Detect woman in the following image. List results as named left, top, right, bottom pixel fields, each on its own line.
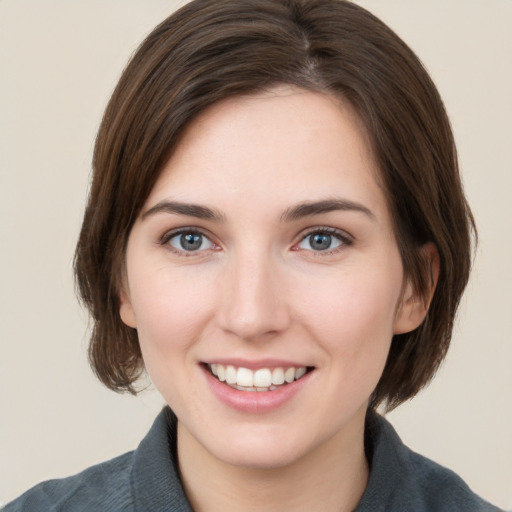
left=4, top=0, right=502, bottom=510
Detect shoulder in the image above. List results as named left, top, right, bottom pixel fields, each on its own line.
left=356, top=412, right=502, bottom=512
left=404, top=448, right=501, bottom=511
left=3, top=451, right=135, bottom=512
left=3, top=408, right=192, bottom=512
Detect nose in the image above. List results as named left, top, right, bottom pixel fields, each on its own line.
left=217, top=251, right=291, bottom=341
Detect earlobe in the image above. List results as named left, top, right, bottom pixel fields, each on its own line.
left=394, top=243, right=439, bottom=335
left=119, top=288, right=137, bottom=328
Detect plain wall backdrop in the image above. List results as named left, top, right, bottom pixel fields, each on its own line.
left=1, top=0, right=511, bottom=508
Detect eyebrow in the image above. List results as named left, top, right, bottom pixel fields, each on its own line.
left=280, top=198, right=375, bottom=222
left=141, top=198, right=375, bottom=224
left=141, top=200, right=226, bottom=222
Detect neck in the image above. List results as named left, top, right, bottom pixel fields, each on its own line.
left=177, top=410, right=369, bottom=512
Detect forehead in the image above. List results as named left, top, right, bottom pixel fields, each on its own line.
left=145, top=86, right=387, bottom=220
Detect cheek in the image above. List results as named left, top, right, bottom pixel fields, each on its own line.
left=296, top=260, right=402, bottom=367
left=303, top=271, right=400, bottom=408
left=129, top=267, right=216, bottom=358
left=128, top=268, right=218, bottom=407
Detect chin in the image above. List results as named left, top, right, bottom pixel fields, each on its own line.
left=197, top=421, right=322, bottom=470
left=215, top=440, right=309, bottom=470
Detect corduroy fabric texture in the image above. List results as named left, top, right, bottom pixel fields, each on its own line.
left=4, top=408, right=501, bottom=511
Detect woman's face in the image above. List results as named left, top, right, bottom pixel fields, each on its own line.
left=120, top=87, right=425, bottom=469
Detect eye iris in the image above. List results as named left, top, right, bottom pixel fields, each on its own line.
left=181, top=233, right=202, bottom=251
left=310, top=233, right=331, bottom=250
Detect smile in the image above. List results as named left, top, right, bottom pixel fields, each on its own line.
left=207, top=363, right=310, bottom=392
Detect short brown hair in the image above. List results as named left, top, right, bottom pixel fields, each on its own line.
left=74, top=0, right=475, bottom=411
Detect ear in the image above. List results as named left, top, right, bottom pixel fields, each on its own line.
left=119, top=286, right=137, bottom=328
left=394, top=243, right=439, bottom=335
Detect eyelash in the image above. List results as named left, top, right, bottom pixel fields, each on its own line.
left=160, top=226, right=353, bottom=256
left=160, top=228, right=219, bottom=256
left=294, top=227, right=353, bottom=255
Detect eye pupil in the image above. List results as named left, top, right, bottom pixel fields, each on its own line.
left=181, top=233, right=202, bottom=251
left=310, top=233, right=331, bottom=250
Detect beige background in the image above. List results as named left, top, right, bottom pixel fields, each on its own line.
left=1, top=0, right=511, bottom=509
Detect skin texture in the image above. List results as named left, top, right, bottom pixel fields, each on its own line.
left=119, top=87, right=432, bottom=511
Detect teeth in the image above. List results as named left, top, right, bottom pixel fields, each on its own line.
left=271, top=367, right=285, bottom=385
left=208, top=364, right=309, bottom=390
left=254, top=369, right=272, bottom=388
left=226, top=365, right=237, bottom=385
left=295, top=367, right=306, bottom=380
left=217, top=365, right=226, bottom=382
left=284, top=367, right=295, bottom=383
left=237, top=367, right=253, bottom=387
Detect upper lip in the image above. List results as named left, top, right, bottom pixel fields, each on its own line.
left=201, top=358, right=312, bottom=370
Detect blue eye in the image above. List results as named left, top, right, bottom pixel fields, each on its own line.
left=168, top=232, right=214, bottom=252
left=297, top=231, right=345, bottom=252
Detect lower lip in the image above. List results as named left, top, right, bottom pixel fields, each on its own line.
left=202, top=366, right=312, bottom=413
